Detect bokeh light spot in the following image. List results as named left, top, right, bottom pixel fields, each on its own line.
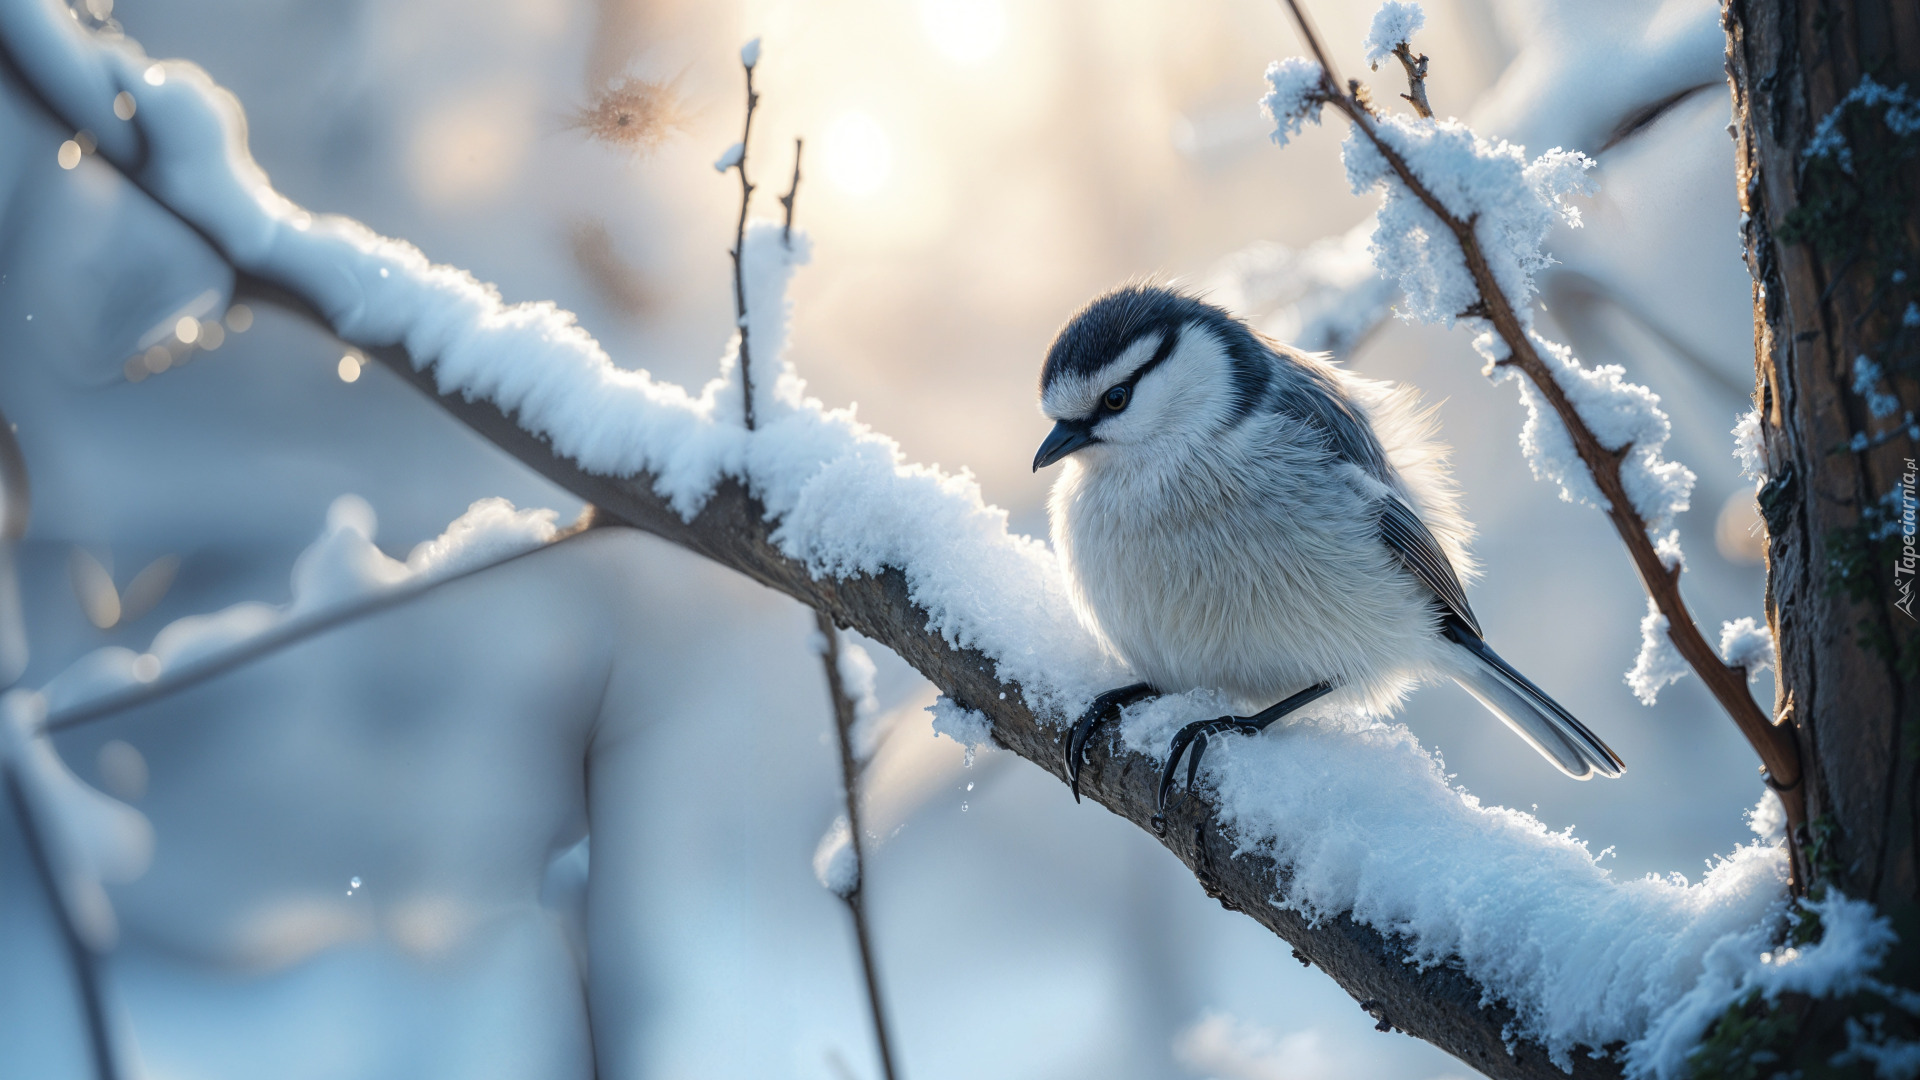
left=919, top=0, right=1006, bottom=65
left=57, top=140, right=80, bottom=169
left=113, top=91, right=136, bottom=120
left=224, top=304, right=253, bottom=333
left=338, top=354, right=362, bottom=383
left=143, top=64, right=165, bottom=86
left=821, top=112, right=892, bottom=198
left=174, top=316, right=199, bottom=345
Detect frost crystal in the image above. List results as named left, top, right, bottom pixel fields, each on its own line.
left=1260, top=57, right=1326, bottom=149
left=1363, top=2, right=1425, bottom=69
left=1627, top=597, right=1689, bottom=705
left=1732, top=408, right=1767, bottom=486
left=1719, top=617, right=1775, bottom=680
left=1804, top=75, right=1920, bottom=174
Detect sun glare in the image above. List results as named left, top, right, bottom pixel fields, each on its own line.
left=918, top=0, right=1006, bottom=65
left=821, top=112, right=892, bottom=198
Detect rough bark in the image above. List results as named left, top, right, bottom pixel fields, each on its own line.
left=1726, top=0, right=1920, bottom=906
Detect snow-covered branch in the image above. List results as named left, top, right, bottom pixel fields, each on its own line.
left=1269, top=0, right=1805, bottom=879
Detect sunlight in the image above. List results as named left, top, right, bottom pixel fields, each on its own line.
left=821, top=111, right=892, bottom=197
left=918, top=0, right=1006, bottom=65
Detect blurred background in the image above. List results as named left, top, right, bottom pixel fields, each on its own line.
left=0, top=0, right=1770, bottom=1076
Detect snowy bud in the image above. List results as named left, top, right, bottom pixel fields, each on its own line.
left=1363, top=2, right=1426, bottom=69
left=740, top=37, right=762, bottom=69
left=1261, top=57, right=1327, bottom=149
left=714, top=142, right=744, bottom=173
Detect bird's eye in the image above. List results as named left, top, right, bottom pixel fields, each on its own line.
left=1103, top=385, right=1131, bottom=411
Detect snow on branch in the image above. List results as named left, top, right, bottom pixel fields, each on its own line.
left=1270, top=0, right=1805, bottom=884
left=0, top=4, right=1858, bottom=1078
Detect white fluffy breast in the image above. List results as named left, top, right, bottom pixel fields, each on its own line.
left=1047, top=374, right=1469, bottom=716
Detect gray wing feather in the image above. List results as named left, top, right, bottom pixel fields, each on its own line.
left=1377, top=494, right=1482, bottom=638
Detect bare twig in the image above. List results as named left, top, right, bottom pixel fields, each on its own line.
left=1391, top=43, right=1432, bottom=119
left=816, top=610, right=904, bottom=1080
left=1275, top=2, right=1806, bottom=886
left=780, top=138, right=803, bottom=247
left=4, top=763, right=118, bottom=1080
left=724, top=55, right=761, bottom=431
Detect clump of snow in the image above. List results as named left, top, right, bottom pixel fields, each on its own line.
left=713, top=142, right=744, bottom=173
left=739, top=37, right=762, bottom=70
left=1732, top=408, right=1767, bottom=487
left=928, top=696, right=994, bottom=767
left=1261, top=58, right=1327, bottom=149
left=1363, top=2, right=1425, bottom=69
left=1343, top=114, right=1592, bottom=323
left=812, top=814, right=857, bottom=897
left=1747, top=791, right=1785, bottom=844
left=1632, top=893, right=1898, bottom=1077
left=1854, top=355, right=1903, bottom=420
left=819, top=631, right=890, bottom=764
left=1804, top=75, right=1920, bottom=174
left=1, top=691, right=154, bottom=950
left=1627, top=598, right=1689, bottom=705
left=1718, top=618, right=1775, bottom=679
left=1501, top=335, right=1696, bottom=536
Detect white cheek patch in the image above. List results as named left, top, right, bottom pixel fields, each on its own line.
left=1041, top=334, right=1165, bottom=420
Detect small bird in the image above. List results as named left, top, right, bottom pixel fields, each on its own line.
left=1032, top=285, right=1622, bottom=809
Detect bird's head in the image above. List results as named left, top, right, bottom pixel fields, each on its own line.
left=1033, top=284, right=1273, bottom=472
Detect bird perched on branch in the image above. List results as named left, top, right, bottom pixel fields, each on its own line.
left=1032, top=285, right=1622, bottom=810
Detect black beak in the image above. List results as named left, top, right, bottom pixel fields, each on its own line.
left=1033, top=420, right=1096, bottom=471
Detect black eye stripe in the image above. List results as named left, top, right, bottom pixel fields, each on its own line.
left=1123, top=323, right=1183, bottom=389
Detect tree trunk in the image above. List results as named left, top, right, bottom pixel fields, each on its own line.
left=1727, top=0, right=1920, bottom=907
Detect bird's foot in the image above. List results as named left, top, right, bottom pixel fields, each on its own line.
left=1063, top=682, right=1157, bottom=802
left=1155, top=681, right=1336, bottom=814
left=1157, top=716, right=1262, bottom=813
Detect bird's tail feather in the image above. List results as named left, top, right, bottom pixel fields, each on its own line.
left=1445, top=632, right=1624, bottom=780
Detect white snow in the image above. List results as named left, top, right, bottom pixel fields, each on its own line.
left=812, top=814, right=858, bottom=897
left=1854, top=355, right=1903, bottom=420
left=1718, top=618, right=1774, bottom=679
left=1204, top=229, right=1396, bottom=355
left=1, top=690, right=153, bottom=950
left=739, top=37, right=762, bottom=70
left=1363, top=2, right=1426, bottom=70
left=37, top=496, right=557, bottom=716
left=1804, top=75, right=1920, bottom=174
left=4, top=4, right=1882, bottom=1073
left=1260, top=58, right=1327, bottom=149
left=928, top=696, right=994, bottom=767
left=1626, top=598, right=1688, bottom=706
left=1733, top=408, right=1767, bottom=486
left=713, top=142, right=744, bottom=173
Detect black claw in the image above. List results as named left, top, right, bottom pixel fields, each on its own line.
left=1062, top=683, right=1156, bottom=803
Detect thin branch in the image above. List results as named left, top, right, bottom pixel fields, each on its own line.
left=726, top=58, right=761, bottom=432
left=37, top=498, right=599, bottom=735
left=4, top=763, right=118, bottom=1080
left=1391, top=43, right=1432, bottom=119
left=780, top=138, right=803, bottom=247
left=816, top=610, right=904, bottom=1080
left=1275, top=2, right=1806, bottom=884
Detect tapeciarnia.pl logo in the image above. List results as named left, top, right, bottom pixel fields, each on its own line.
left=1899, top=458, right=1918, bottom=621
